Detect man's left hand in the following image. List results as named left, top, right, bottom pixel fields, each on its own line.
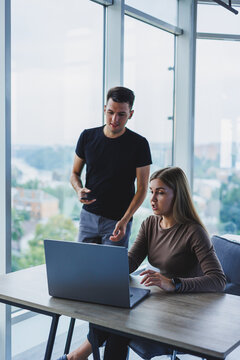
left=110, top=220, right=127, bottom=242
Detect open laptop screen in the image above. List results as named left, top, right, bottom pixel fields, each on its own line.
left=44, top=239, right=147, bottom=308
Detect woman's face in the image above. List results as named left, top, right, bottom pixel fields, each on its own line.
left=150, top=178, right=175, bottom=217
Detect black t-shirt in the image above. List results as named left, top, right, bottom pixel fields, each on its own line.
left=76, top=126, right=152, bottom=220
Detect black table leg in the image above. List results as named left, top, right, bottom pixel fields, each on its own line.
left=44, top=313, right=60, bottom=360
left=64, top=318, right=76, bottom=354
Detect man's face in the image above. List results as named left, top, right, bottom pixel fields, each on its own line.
left=104, top=98, right=134, bottom=138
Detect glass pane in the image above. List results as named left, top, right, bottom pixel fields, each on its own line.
left=124, top=16, right=175, bottom=246
left=194, top=39, right=240, bottom=235
left=197, top=3, right=240, bottom=34
left=126, top=0, right=178, bottom=26
left=11, top=0, right=103, bottom=271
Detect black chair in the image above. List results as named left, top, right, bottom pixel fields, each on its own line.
left=212, top=235, right=240, bottom=360
left=128, top=340, right=179, bottom=359
left=211, top=235, right=240, bottom=296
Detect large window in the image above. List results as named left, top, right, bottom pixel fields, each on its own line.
left=194, top=38, right=240, bottom=235
left=124, top=15, right=175, bottom=244
left=11, top=0, right=103, bottom=271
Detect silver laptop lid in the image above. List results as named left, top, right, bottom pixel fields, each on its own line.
left=44, top=239, right=131, bottom=307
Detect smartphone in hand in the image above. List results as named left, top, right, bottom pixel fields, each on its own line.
left=80, top=193, right=96, bottom=201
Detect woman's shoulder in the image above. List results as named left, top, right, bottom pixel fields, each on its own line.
left=184, top=222, right=205, bottom=232
left=142, top=215, right=159, bottom=226
left=138, top=216, right=160, bottom=240
left=183, top=222, right=210, bottom=245
left=179, top=221, right=208, bottom=238
left=140, top=215, right=160, bottom=232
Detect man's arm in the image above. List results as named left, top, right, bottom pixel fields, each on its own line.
left=70, top=154, right=96, bottom=204
left=110, top=165, right=150, bottom=242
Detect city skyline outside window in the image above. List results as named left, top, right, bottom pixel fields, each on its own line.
left=11, top=0, right=103, bottom=273
left=124, top=15, right=175, bottom=246
left=10, top=1, right=240, bottom=269
left=194, top=5, right=240, bottom=236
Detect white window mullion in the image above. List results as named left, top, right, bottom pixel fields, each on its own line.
left=124, top=5, right=183, bottom=35
left=174, top=0, right=197, bottom=188
left=104, top=0, right=124, bottom=94
left=0, top=0, right=11, bottom=359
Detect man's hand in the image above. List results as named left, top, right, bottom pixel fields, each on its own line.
left=109, top=219, right=127, bottom=242
left=140, top=270, right=175, bottom=292
left=77, top=187, right=96, bottom=205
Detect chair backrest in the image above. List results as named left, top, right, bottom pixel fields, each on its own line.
left=211, top=235, right=240, bottom=295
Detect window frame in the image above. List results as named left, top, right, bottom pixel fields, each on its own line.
left=0, top=0, right=12, bottom=357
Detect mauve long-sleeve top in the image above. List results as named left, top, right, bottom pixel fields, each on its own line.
left=128, top=216, right=226, bottom=292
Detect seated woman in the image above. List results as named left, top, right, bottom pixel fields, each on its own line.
left=57, top=166, right=226, bottom=360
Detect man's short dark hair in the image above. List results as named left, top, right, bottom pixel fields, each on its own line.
left=107, top=86, right=135, bottom=109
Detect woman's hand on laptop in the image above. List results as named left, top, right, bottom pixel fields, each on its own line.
left=140, top=270, right=175, bottom=292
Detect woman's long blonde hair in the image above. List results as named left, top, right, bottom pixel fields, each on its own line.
left=150, top=167, right=205, bottom=229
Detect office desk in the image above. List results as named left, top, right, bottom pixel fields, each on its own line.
left=0, top=265, right=240, bottom=360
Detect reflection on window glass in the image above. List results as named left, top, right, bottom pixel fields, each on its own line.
left=194, top=40, right=240, bottom=236
left=124, top=16, right=175, bottom=246
left=126, top=0, right=178, bottom=25
left=197, top=4, right=240, bottom=34
left=11, top=0, right=103, bottom=271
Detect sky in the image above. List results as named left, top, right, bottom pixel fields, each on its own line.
left=11, top=1, right=240, bottom=146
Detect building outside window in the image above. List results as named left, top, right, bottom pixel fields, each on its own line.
left=124, top=15, right=175, bottom=246
left=11, top=0, right=103, bottom=272
left=194, top=3, right=240, bottom=235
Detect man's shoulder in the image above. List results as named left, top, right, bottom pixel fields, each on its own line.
left=76, top=126, right=104, bottom=151
left=125, top=128, right=152, bottom=165
left=126, top=128, right=149, bottom=143
left=81, top=126, right=104, bottom=136
left=78, top=126, right=104, bottom=142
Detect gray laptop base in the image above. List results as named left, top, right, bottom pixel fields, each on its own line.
left=44, top=239, right=150, bottom=308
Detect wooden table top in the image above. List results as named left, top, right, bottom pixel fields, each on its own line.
left=0, top=264, right=240, bottom=359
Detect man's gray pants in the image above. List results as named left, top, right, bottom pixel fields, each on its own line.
left=78, top=208, right=132, bottom=248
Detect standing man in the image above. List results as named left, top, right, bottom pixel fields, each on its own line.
left=70, top=86, right=152, bottom=247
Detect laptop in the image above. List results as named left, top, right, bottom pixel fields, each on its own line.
left=44, top=239, right=150, bottom=308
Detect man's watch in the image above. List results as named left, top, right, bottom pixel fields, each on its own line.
left=172, top=277, right=182, bottom=292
